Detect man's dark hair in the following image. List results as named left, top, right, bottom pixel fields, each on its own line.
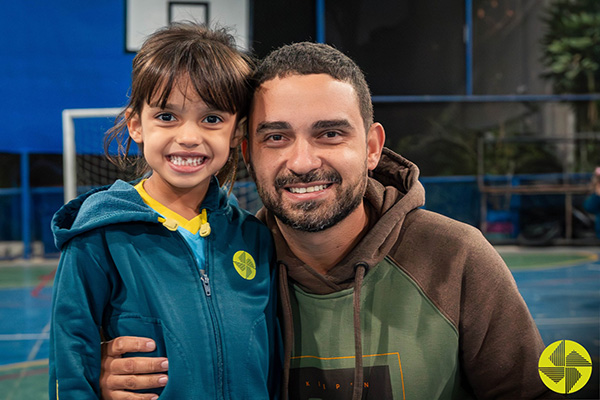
left=253, top=42, right=373, bottom=130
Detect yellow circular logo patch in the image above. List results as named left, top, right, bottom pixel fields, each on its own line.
left=538, top=340, right=592, bottom=394
left=233, top=251, right=256, bottom=280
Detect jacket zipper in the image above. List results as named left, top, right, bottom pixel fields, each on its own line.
left=198, top=210, right=226, bottom=400
left=200, top=270, right=211, bottom=296
left=171, top=212, right=225, bottom=400
left=200, top=266, right=225, bottom=399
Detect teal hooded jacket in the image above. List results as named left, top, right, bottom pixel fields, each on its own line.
left=49, top=179, right=280, bottom=399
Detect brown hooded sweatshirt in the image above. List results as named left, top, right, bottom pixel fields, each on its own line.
left=258, top=148, right=558, bottom=400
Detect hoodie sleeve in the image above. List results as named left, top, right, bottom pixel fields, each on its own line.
left=457, top=229, right=561, bottom=399
left=396, top=210, right=560, bottom=399
left=49, top=232, right=111, bottom=399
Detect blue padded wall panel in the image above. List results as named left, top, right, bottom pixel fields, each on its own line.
left=0, top=1, right=134, bottom=153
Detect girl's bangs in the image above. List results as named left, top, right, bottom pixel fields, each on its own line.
left=136, top=45, right=250, bottom=115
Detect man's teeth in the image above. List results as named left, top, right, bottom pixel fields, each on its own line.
left=288, top=185, right=327, bottom=194
left=170, top=156, right=205, bottom=166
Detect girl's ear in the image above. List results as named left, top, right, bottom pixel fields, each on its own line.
left=126, top=109, right=143, bottom=144
left=230, top=116, right=246, bottom=148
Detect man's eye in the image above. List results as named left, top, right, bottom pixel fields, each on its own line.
left=203, top=115, right=223, bottom=124
left=323, top=131, right=340, bottom=138
left=267, top=134, right=283, bottom=141
left=157, top=113, right=175, bottom=122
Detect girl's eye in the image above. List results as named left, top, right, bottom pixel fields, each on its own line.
left=203, top=115, right=223, bottom=124
left=157, top=113, right=175, bottom=122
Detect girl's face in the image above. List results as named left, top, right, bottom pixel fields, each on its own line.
left=128, top=76, right=241, bottom=203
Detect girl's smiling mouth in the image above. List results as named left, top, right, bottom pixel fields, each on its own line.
left=167, top=154, right=207, bottom=167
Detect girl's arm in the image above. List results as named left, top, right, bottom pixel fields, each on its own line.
left=49, top=234, right=111, bottom=399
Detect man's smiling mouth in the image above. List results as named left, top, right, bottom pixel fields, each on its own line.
left=287, top=184, right=329, bottom=194
left=276, top=170, right=342, bottom=194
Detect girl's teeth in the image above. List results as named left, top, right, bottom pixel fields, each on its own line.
left=170, top=156, right=204, bottom=166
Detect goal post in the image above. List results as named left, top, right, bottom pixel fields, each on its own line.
left=62, top=108, right=123, bottom=203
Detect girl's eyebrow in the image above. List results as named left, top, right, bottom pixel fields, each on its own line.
left=147, top=102, right=227, bottom=114
left=147, top=102, right=179, bottom=110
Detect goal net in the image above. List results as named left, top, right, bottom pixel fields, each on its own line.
left=62, top=108, right=262, bottom=213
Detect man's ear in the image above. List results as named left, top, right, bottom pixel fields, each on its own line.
left=126, top=109, right=143, bottom=144
left=366, top=122, right=385, bottom=171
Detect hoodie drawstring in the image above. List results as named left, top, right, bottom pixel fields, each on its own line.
left=279, top=260, right=368, bottom=400
left=278, top=262, right=293, bottom=400
left=352, top=262, right=368, bottom=400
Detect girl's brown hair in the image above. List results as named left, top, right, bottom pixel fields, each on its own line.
left=105, top=22, right=255, bottom=189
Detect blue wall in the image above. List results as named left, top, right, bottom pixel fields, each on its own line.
left=1, top=1, right=134, bottom=153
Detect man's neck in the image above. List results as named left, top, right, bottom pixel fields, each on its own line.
left=276, top=202, right=370, bottom=275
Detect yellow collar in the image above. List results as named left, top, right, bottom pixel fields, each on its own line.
left=134, top=180, right=208, bottom=235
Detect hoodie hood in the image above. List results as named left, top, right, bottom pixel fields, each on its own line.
left=258, top=147, right=425, bottom=295
left=52, top=178, right=227, bottom=250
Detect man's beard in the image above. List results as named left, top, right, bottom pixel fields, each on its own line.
left=250, top=165, right=367, bottom=233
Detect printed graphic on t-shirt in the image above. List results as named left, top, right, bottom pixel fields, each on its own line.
left=289, top=365, right=393, bottom=399
left=289, top=352, right=406, bottom=399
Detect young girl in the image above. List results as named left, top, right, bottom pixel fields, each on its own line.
left=49, top=23, right=279, bottom=399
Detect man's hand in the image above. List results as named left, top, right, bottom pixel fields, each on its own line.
left=100, top=336, right=169, bottom=400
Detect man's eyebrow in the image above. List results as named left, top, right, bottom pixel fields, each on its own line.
left=312, top=119, right=352, bottom=130
left=255, top=121, right=291, bottom=133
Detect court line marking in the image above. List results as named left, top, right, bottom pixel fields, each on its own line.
left=4, top=321, right=51, bottom=400
left=534, top=317, right=599, bottom=326
left=500, top=250, right=599, bottom=271
left=27, top=320, right=50, bottom=361
left=0, top=360, right=47, bottom=372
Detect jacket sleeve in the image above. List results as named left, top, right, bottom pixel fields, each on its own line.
left=458, top=229, right=562, bottom=399
left=49, top=233, right=111, bottom=399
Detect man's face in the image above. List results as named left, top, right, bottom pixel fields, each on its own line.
left=246, top=73, right=383, bottom=232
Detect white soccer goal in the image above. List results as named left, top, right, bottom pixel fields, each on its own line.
left=61, top=107, right=262, bottom=212
left=62, top=108, right=124, bottom=203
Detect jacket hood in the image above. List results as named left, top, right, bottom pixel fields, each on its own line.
left=52, top=180, right=157, bottom=250
left=259, top=147, right=425, bottom=295
left=52, top=178, right=228, bottom=250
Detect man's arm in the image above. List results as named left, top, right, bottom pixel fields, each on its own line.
left=100, top=337, right=169, bottom=400
left=458, top=232, right=558, bottom=399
